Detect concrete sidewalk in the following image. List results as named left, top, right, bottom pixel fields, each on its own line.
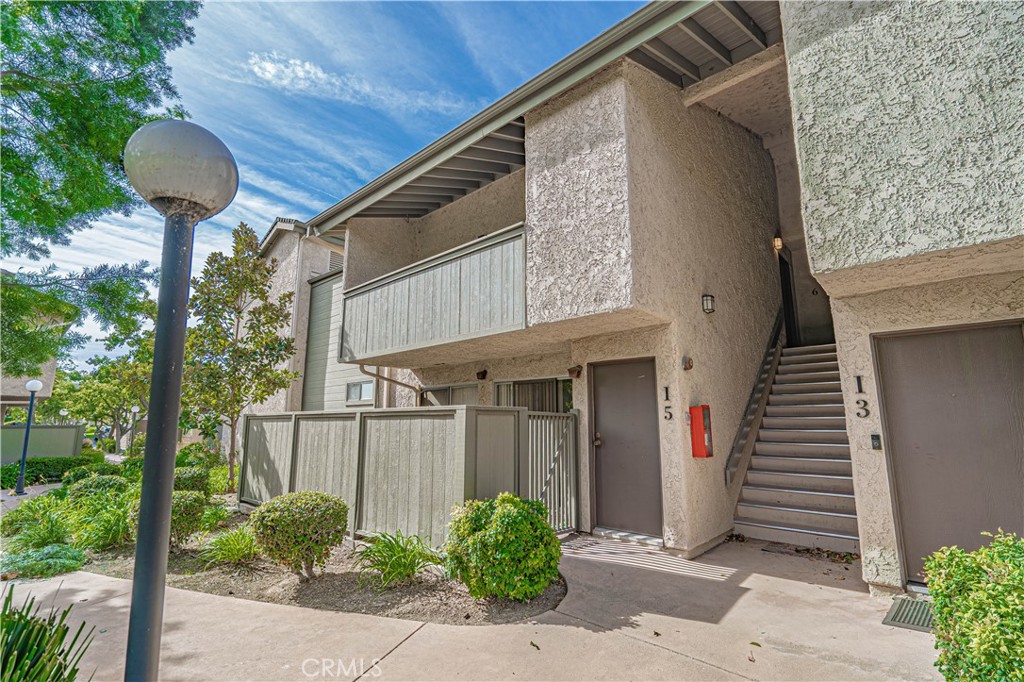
left=10, top=538, right=939, bottom=681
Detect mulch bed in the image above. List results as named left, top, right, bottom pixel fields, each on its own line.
left=83, top=509, right=565, bottom=626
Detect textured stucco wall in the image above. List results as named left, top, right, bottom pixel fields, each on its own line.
left=782, top=0, right=1024, bottom=280
left=831, top=270, right=1024, bottom=592
left=624, top=61, right=782, bottom=551
left=342, top=217, right=415, bottom=288
left=525, top=64, right=633, bottom=326
left=415, top=170, right=525, bottom=260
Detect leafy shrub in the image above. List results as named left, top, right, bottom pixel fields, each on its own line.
left=169, top=490, right=206, bottom=547
left=98, top=437, right=116, bottom=453
left=250, top=491, right=349, bottom=579
left=444, top=493, right=561, bottom=601
left=925, top=531, right=1024, bottom=679
left=0, top=588, right=93, bottom=680
left=200, top=524, right=260, bottom=567
left=0, top=455, right=97, bottom=488
left=62, top=462, right=121, bottom=486
left=173, top=466, right=210, bottom=497
left=126, top=433, right=146, bottom=456
left=119, top=456, right=144, bottom=481
left=0, top=544, right=87, bottom=579
left=356, top=531, right=440, bottom=589
left=200, top=504, right=231, bottom=532
left=207, top=465, right=230, bottom=495
left=70, top=492, right=136, bottom=551
left=1, top=493, right=64, bottom=537
left=5, top=510, right=71, bottom=553
left=66, top=474, right=127, bottom=500
left=79, top=446, right=105, bottom=459
left=176, top=442, right=222, bottom=469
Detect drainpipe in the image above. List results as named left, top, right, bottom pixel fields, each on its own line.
left=358, top=365, right=419, bottom=405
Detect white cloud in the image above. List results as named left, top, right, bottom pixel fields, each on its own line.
left=246, top=51, right=484, bottom=118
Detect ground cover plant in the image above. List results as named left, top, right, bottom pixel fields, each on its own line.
left=0, top=544, right=86, bottom=578
left=445, top=492, right=562, bottom=601
left=250, top=491, right=348, bottom=580
left=355, top=530, right=441, bottom=589
left=925, top=531, right=1024, bottom=680
left=200, top=524, right=260, bottom=568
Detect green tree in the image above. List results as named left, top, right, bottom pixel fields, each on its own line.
left=184, top=223, right=297, bottom=490
left=71, top=352, right=151, bottom=453
left=2, top=0, right=200, bottom=257
left=1, top=0, right=200, bottom=375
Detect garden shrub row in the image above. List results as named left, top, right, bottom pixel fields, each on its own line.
left=0, top=453, right=102, bottom=488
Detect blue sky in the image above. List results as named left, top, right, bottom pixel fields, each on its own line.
left=8, top=1, right=643, bottom=365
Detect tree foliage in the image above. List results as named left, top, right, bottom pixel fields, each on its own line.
left=183, top=223, right=297, bottom=489
left=1, top=0, right=201, bottom=258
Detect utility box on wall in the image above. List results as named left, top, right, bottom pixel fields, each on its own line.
left=689, top=404, right=713, bottom=458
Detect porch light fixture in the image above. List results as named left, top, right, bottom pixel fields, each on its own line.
left=567, top=365, right=583, bottom=379
left=123, top=119, right=238, bottom=681
left=476, top=369, right=488, bottom=381
left=702, top=294, right=715, bottom=314
left=773, top=235, right=784, bottom=251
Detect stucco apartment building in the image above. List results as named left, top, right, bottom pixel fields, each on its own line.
left=256, top=1, right=1023, bottom=595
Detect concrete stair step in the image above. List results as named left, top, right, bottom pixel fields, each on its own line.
left=768, top=392, right=844, bottom=406
left=736, top=502, right=859, bottom=534
left=761, top=416, right=847, bottom=430
left=772, top=381, right=843, bottom=394
left=758, top=428, right=849, bottom=444
left=741, top=485, right=857, bottom=512
left=776, top=361, right=840, bottom=375
left=754, top=441, right=851, bottom=457
left=782, top=343, right=837, bottom=356
left=733, top=518, right=860, bottom=554
left=774, top=371, right=842, bottom=384
left=779, top=352, right=838, bottom=365
left=765, top=404, right=846, bottom=417
left=750, top=455, right=852, bottom=476
left=745, top=469, right=854, bottom=493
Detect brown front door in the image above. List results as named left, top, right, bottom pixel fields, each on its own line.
left=592, top=359, right=663, bottom=537
left=875, top=322, right=1024, bottom=583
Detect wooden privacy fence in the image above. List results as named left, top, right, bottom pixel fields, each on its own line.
left=0, top=424, right=85, bottom=465
left=238, top=406, right=579, bottom=547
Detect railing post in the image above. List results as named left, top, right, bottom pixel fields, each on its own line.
left=287, top=413, right=300, bottom=494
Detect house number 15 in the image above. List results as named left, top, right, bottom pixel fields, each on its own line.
left=663, top=386, right=673, bottom=420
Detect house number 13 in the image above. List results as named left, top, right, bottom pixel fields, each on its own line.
left=663, top=386, right=673, bottom=420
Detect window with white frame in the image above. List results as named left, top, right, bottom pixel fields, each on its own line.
left=346, top=380, right=374, bottom=403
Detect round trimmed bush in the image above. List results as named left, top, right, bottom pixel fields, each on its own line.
left=120, top=456, right=144, bottom=481
left=169, top=490, right=206, bottom=547
left=173, top=466, right=210, bottom=497
left=444, top=492, right=562, bottom=601
left=175, top=442, right=222, bottom=469
left=62, top=462, right=121, bottom=486
left=250, top=491, right=349, bottom=579
left=66, top=474, right=127, bottom=500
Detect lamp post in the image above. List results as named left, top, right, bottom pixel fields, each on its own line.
left=14, top=379, right=43, bottom=495
left=122, top=120, right=238, bottom=681
left=128, top=406, right=141, bottom=456
left=59, top=408, right=69, bottom=425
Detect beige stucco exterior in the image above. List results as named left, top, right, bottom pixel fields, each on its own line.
left=783, top=0, right=1024, bottom=592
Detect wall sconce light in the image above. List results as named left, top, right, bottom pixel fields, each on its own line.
left=701, top=294, right=715, bottom=314
left=567, top=365, right=583, bottom=379
left=681, top=356, right=694, bottom=371
left=773, top=235, right=784, bottom=251
left=476, top=369, right=488, bottom=381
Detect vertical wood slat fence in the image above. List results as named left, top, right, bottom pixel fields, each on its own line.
left=239, top=406, right=578, bottom=547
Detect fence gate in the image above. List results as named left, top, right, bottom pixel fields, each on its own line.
left=521, top=411, right=579, bottom=532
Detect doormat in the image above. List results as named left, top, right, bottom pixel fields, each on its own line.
left=882, top=596, right=933, bottom=632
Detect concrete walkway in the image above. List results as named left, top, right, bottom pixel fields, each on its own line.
left=0, top=483, right=60, bottom=512
left=10, top=538, right=939, bottom=681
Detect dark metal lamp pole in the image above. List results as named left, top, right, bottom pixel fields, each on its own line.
left=121, top=120, right=238, bottom=682
left=129, top=405, right=140, bottom=456
left=14, top=379, right=43, bottom=495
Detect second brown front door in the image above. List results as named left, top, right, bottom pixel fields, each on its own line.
left=592, top=359, right=663, bottom=537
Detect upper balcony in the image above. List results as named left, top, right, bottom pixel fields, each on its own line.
left=341, top=224, right=526, bottom=365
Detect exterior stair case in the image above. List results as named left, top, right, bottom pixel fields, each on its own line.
left=733, top=343, right=860, bottom=554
